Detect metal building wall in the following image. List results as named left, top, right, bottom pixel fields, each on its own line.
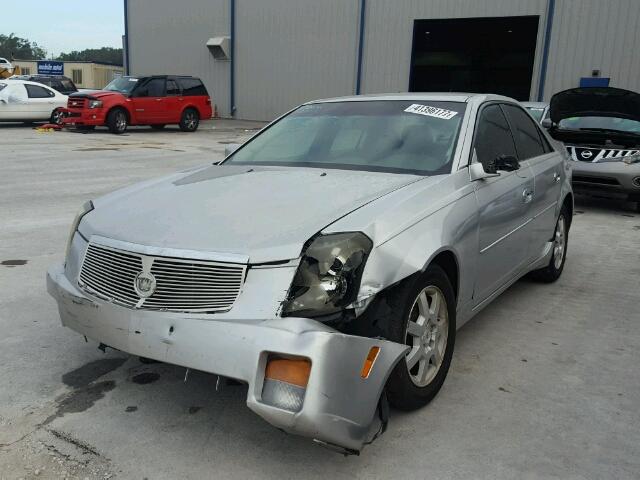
left=126, top=0, right=231, bottom=116
left=361, top=0, right=549, bottom=97
left=234, top=0, right=360, bottom=120
left=543, top=0, right=640, bottom=100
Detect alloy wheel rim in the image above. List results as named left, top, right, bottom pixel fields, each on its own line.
left=52, top=111, right=62, bottom=124
left=116, top=113, right=126, bottom=131
left=405, top=285, right=449, bottom=387
left=185, top=112, right=197, bottom=129
left=553, top=215, right=566, bottom=270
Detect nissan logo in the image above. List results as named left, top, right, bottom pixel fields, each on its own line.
left=580, top=150, right=593, bottom=159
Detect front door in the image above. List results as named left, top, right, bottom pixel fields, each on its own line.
left=131, top=78, right=167, bottom=124
left=472, top=104, right=535, bottom=304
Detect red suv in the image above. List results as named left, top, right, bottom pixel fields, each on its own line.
left=62, top=75, right=212, bottom=134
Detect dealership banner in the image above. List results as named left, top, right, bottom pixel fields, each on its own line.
left=37, top=61, right=64, bottom=75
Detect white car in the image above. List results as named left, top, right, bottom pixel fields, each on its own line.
left=0, top=79, right=67, bottom=123
left=0, top=57, right=12, bottom=70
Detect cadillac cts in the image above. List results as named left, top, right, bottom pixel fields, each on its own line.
left=47, top=94, right=573, bottom=454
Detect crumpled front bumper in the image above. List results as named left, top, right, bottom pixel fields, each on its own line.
left=46, top=263, right=407, bottom=453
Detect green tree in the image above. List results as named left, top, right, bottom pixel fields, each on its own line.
left=0, top=33, right=47, bottom=60
left=57, top=47, right=123, bottom=66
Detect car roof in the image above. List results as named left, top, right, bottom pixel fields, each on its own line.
left=0, top=78, right=57, bottom=88
left=307, top=92, right=517, bottom=104
left=521, top=101, right=548, bottom=108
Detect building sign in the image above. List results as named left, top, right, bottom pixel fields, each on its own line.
left=37, top=61, right=64, bottom=75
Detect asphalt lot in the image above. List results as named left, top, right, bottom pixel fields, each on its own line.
left=1, top=121, right=639, bottom=480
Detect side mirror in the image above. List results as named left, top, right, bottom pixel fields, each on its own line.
left=224, top=143, right=241, bottom=157
left=541, top=118, right=553, bottom=129
left=484, top=154, right=520, bottom=174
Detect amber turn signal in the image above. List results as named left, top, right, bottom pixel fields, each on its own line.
left=265, top=357, right=311, bottom=387
left=360, top=346, right=381, bottom=379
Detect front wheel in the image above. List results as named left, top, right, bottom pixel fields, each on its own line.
left=530, top=206, right=569, bottom=283
left=179, top=108, right=199, bottom=132
left=383, top=265, right=456, bottom=411
left=106, top=108, right=128, bottom=134
left=50, top=108, right=64, bottom=125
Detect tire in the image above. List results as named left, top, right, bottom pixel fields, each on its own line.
left=106, top=108, right=128, bottom=134
left=50, top=108, right=64, bottom=125
left=179, top=108, right=199, bottom=132
left=151, top=124, right=166, bottom=130
left=383, top=265, right=456, bottom=411
left=530, top=205, right=569, bottom=283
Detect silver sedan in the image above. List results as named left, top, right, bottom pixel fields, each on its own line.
left=47, top=93, right=573, bottom=454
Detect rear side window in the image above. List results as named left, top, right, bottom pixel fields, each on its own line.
left=166, top=79, right=180, bottom=96
left=502, top=104, right=547, bottom=160
left=473, top=104, right=517, bottom=165
left=177, top=78, right=208, bottom=96
left=60, top=79, right=76, bottom=92
left=25, top=84, right=55, bottom=98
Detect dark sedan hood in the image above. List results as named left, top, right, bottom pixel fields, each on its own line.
left=550, top=87, right=640, bottom=124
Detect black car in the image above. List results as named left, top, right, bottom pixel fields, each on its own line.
left=10, top=75, right=78, bottom=95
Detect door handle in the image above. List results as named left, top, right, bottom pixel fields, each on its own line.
left=155, top=98, right=163, bottom=102
left=522, top=188, right=534, bottom=204
left=553, top=172, right=561, bottom=183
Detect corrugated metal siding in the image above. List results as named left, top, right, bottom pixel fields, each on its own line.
left=127, top=0, right=231, bottom=116
left=234, top=0, right=359, bottom=120
left=543, top=0, right=640, bottom=100
left=362, top=0, right=548, bottom=97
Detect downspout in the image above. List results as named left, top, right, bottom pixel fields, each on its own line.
left=229, top=0, right=236, bottom=116
left=123, top=0, right=130, bottom=75
left=355, top=0, right=366, bottom=95
left=537, top=0, right=556, bottom=101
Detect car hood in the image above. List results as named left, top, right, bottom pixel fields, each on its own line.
left=80, top=165, right=424, bottom=263
left=550, top=87, right=640, bottom=124
left=69, top=90, right=123, bottom=100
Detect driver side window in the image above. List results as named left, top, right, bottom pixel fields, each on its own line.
left=473, top=104, right=517, bottom=165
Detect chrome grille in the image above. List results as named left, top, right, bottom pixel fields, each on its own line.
left=79, top=243, right=246, bottom=313
left=566, top=146, right=640, bottom=162
left=67, top=97, right=87, bottom=110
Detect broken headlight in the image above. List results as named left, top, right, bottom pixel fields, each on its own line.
left=282, top=232, right=373, bottom=318
left=65, top=200, right=94, bottom=262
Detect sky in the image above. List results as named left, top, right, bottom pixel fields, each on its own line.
left=3, top=1, right=124, bottom=57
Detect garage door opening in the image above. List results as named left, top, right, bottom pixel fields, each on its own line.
left=409, top=16, right=540, bottom=100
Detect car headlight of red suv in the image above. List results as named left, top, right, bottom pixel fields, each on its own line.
left=88, top=100, right=103, bottom=109
left=282, top=232, right=373, bottom=318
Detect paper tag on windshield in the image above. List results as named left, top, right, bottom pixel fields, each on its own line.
left=404, top=104, right=458, bottom=120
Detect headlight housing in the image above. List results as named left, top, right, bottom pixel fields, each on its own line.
left=88, top=100, right=103, bottom=109
left=282, top=232, right=373, bottom=318
left=65, top=200, right=94, bottom=262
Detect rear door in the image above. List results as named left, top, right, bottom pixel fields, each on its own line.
left=503, top=104, right=562, bottom=259
left=24, top=84, right=58, bottom=120
left=163, top=78, right=183, bottom=122
left=130, top=78, right=166, bottom=124
left=472, top=103, right=535, bottom=304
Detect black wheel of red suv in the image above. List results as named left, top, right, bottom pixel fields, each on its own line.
left=107, top=108, right=128, bottom=134
left=179, top=108, right=199, bottom=132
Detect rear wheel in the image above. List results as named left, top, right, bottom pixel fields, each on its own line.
left=107, top=108, right=128, bottom=134
left=151, top=124, right=166, bottom=130
left=179, top=108, right=199, bottom=132
left=383, top=265, right=456, bottom=411
left=530, top=205, right=569, bottom=282
left=50, top=108, right=64, bottom=125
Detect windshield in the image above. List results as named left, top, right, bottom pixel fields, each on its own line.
left=103, top=77, right=140, bottom=94
left=225, top=101, right=466, bottom=175
left=526, top=107, right=546, bottom=122
left=558, top=116, right=640, bottom=134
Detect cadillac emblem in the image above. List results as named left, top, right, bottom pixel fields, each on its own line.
left=134, top=272, right=156, bottom=298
